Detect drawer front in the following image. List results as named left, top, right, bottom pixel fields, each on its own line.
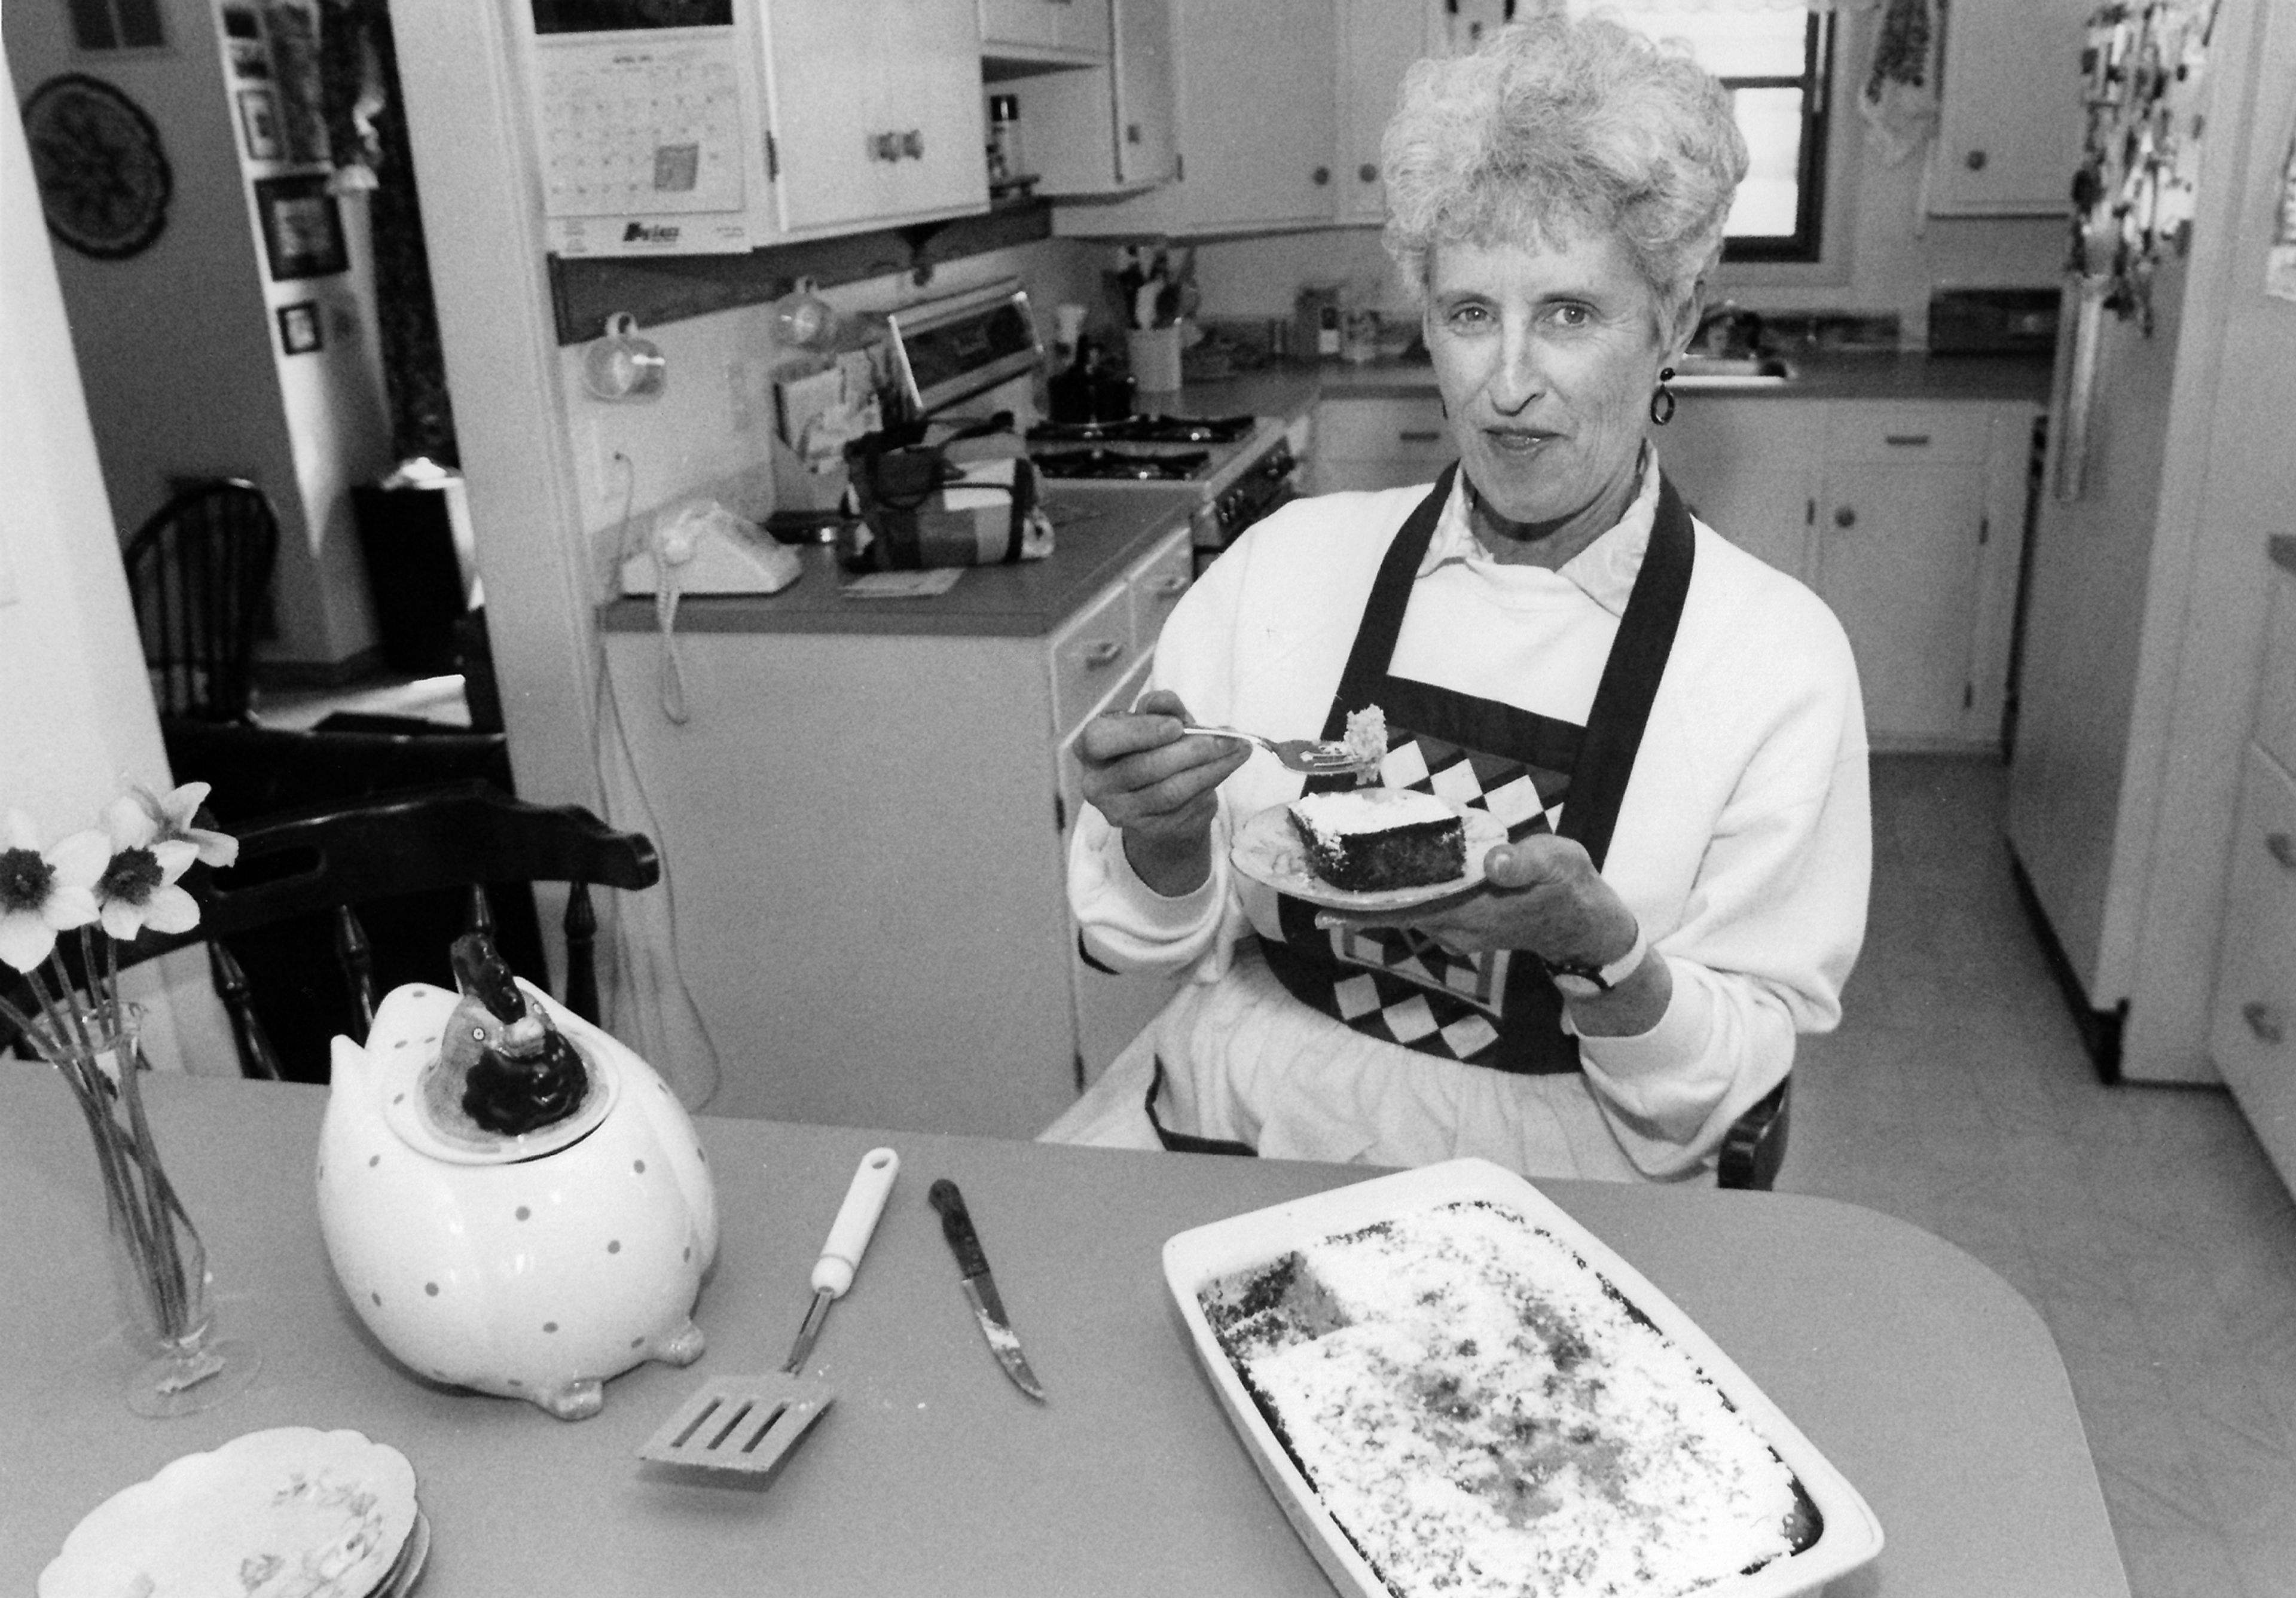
left=1050, top=581, right=1137, bottom=737
left=2212, top=747, right=2296, bottom=1183
left=1315, top=396, right=1454, bottom=463
left=2257, top=572, right=2296, bottom=774
left=1126, top=531, right=1194, bottom=652
left=1824, top=402, right=1992, bottom=465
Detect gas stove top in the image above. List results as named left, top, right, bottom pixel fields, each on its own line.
left=1030, top=446, right=1214, bottom=482
left=1026, top=413, right=1259, bottom=447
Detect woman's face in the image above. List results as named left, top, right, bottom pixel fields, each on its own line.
left=1424, top=230, right=1678, bottom=531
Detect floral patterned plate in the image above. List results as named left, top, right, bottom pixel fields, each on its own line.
left=39, top=1426, right=419, bottom=1598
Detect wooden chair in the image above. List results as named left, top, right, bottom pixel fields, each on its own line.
left=181, top=781, right=658, bottom=1080
left=122, top=479, right=282, bottom=723
left=1717, top=1078, right=1791, bottom=1191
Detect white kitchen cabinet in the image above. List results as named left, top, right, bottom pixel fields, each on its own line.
left=597, top=521, right=1193, bottom=1136
left=1055, top=0, right=1338, bottom=235
left=1307, top=393, right=1452, bottom=494
left=1657, top=398, right=1825, bottom=583
left=980, top=0, right=1110, bottom=62
left=1928, top=0, right=2093, bottom=216
left=1334, top=0, right=1434, bottom=224
left=2209, top=558, right=2296, bottom=1197
left=1010, top=0, right=1176, bottom=197
left=760, top=0, right=989, bottom=235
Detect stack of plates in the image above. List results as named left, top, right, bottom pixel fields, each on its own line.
left=40, top=1427, right=428, bottom=1598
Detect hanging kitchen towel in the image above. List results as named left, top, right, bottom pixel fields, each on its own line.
left=1858, top=0, right=1943, bottom=166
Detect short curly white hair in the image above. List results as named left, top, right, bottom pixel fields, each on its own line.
left=1382, top=14, right=1748, bottom=326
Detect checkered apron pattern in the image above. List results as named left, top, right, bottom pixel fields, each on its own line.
left=1257, top=463, right=1697, bottom=1078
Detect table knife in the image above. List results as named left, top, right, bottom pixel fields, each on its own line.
left=927, top=1178, right=1047, bottom=1401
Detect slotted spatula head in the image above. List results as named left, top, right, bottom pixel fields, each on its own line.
left=637, top=1373, right=833, bottom=1480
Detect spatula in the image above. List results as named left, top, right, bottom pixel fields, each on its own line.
left=638, top=1146, right=900, bottom=1481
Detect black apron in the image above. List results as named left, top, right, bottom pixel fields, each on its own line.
left=1254, top=462, right=1696, bottom=1076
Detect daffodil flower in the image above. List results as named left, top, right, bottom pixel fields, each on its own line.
left=0, top=811, right=108, bottom=974
left=91, top=797, right=200, bottom=943
left=135, top=781, right=239, bottom=868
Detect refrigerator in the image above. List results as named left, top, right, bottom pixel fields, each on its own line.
left=2006, top=0, right=2296, bottom=1083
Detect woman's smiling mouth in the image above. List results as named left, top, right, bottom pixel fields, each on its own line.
left=1483, top=427, right=1555, bottom=454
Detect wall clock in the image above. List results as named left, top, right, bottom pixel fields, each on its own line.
left=21, top=74, right=174, bottom=260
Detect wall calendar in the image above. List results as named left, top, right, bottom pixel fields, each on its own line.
left=530, top=33, right=754, bottom=256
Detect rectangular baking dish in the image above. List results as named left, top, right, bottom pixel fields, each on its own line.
left=1163, top=1157, right=1885, bottom=1598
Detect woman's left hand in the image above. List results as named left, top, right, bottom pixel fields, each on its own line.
left=1321, top=833, right=1632, bottom=962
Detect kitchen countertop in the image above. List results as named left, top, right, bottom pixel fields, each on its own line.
left=1168, top=347, right=2055, bottom=420
left=600, top=349, right=2050, bottom=643
left=597, top=487, right=1192, bottom=640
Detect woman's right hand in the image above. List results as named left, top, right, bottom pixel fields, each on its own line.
left=1076, top=689, right=1250, bottom=897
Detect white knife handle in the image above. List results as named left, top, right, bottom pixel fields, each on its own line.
left=812, top=1147, right=899, bottom=1298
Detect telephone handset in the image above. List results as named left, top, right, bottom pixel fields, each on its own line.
left=620, top=502, right=800, bottom=597
left=622, top=500, right=801, bottom=726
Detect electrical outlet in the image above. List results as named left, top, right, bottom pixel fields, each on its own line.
left=586, top=417, right=634, bottom=514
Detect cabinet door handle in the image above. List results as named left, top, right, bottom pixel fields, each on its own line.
left=1884, top=433, right=1932, bottom=447
left=1358, top=163, right=1378, bottom=183
left=901, top=129, right=924, bottom=161
left=1079, top=639, right=1124, bottom=668
left=1311, top=165, right=1331, bottom=186
left=1399, top=429, right=1443, bottom=442
left=1833, top=506, right=1857, bottom=528
left=1965, top=148, right=1989, bottom=171
left=2267, top=832, right=2296, bottom=870
left=2244, top=1001, right=2285, bottom=1046
left=868, top=131, right=898, bottom=163
left=1126, top=122, right=1143, bottom=144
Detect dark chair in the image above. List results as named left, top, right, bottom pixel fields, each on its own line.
left=175, top=781, right=658, bottom=1081
left=122, top=479, right=282, bottom=723
left=1717, top=1078, right=1790, bottom=1191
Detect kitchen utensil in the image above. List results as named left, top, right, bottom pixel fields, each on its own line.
left=1162, top=1159, right=1885, bottom=1598
left=927, top=1178, right=1046, bottom=1401
left=1177, top=724, right=1374, bottom=775
left=1229, top=797, right=1509, bottom=913
left=638, top=1147, right=900, bottom=1480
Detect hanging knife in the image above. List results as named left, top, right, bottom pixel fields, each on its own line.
left=927, top=1178, right=1047, bottom=1402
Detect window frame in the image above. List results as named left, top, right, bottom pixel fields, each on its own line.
left=1717, top=9, right=1834, bottom=265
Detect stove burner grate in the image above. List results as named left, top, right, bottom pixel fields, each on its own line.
left=1030, top=447, right=1213, bottom=482
left=1027, top=413, right=1257, bottom=447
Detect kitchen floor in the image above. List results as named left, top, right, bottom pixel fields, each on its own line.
left=1787, top=754, right=2296, bottom=1598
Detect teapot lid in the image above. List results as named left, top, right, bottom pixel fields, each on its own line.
left=377, top=984, right=621, bottom=1166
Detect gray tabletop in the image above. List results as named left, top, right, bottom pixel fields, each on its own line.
left=1, top=1068, right=2128, bottom=1596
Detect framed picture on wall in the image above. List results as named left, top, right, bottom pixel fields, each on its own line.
left=275, top=300, right=322, bottom=355
left=252, top=175, right=346, bottom=280
left=236, top=88, right=282, bottom=160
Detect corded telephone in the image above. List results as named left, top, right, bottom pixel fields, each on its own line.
left=619, top=502, right=799, bottom=597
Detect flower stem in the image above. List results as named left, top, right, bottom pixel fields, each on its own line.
left=113, top=1022, right=193, bottom=1336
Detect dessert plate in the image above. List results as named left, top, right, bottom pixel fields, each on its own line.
left=1164, top=1159, right=1885, bottom=1598
left=1231, top=796, right=1509, bottom=913
left=40, top=1426, right=420, bottom=1598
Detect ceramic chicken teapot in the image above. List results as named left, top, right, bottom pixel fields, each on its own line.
left=316, top=936, right=718, bottom=1420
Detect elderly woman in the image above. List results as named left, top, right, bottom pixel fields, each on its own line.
left=1055, top=15, right=1868, bottom=1181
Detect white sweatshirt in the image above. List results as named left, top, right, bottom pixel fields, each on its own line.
left=1066, top=462, right=1870, bottom=1177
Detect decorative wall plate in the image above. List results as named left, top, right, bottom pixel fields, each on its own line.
left=21, top=74, right=173, bottom=259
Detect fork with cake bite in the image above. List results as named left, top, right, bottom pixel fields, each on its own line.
left=1177, top=725, right=1373, bottom=775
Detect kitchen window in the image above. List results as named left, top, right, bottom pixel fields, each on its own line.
left=1599, top=1, right=1835, bottom=263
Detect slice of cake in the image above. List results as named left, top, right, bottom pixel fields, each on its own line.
left=1288, top=788, right=1465, bottom=893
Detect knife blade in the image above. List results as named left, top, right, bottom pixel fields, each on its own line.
left=927, top=1178, right=1046, bottom=1401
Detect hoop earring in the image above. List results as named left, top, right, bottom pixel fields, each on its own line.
left=1649, top=368, right=1677, bottom=427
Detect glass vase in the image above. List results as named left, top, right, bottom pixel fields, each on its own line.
left=44, top=1004, right=261, bottom=1417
